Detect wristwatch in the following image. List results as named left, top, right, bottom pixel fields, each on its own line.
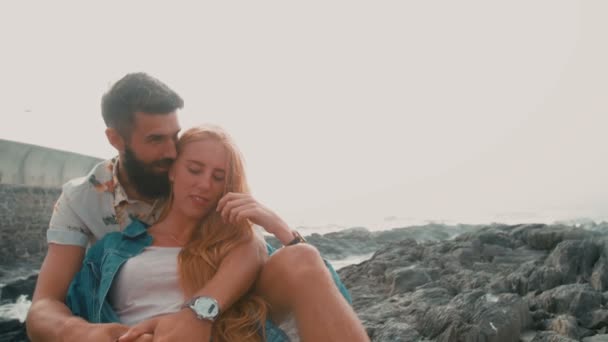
left=183, top=296, right=220, bottom=322
left=287, top=230, right=307, bottom=246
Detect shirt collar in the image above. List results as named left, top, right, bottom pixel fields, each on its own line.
left=111, top=157, right=130, bottom=208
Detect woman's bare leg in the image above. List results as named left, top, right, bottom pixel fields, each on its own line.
left=255, top=244, right=369, bottom=342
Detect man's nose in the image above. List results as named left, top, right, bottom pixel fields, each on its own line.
left=163, top=140, right=177, bottom=160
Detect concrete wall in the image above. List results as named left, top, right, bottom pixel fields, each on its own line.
left=0, top=140, right=103, bottom=265
left=0, top=139, right=102, bottom=188
left=0, top=185, right=61, bottom=265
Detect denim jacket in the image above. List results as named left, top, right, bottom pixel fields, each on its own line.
left=66, top=219, right=351, bottom=340
left=66, top=219, right=153, bottom=323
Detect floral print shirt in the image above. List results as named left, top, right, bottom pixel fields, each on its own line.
left=47, top=157, right=165, bottom=247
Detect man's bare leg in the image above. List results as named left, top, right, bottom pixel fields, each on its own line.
left=255, top=244, right=369, bottom=342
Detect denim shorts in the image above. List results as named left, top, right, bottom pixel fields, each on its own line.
left=264, top=319, right=290, bottom=342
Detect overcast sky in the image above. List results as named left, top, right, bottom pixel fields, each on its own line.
left=1, top=1, right=606, bottom=227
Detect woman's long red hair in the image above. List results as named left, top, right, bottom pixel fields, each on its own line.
left=162, top=125, right=268, bottom=341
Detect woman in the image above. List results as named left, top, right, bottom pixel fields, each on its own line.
left=66, top=125, right=351, bottom=341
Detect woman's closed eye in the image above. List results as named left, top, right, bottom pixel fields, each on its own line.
left=188, top=167, right=202, bottom=175
left=188, top=167, right=224, bottom=182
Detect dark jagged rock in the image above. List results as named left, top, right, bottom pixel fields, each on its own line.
left=534, top=284, right=602, bottom=318
left=591, top=241, right=608, bottom=292
left=0, top=317, right=27, bottom=342
left=531, top=331, right=579, bottom=341
left=0, top=274, right=37, bottom=302
left=545, top=314, right=594, bottom=340
left=338, top=223, right=608, bottom=341
left=265, top=223, right=481, bottom=260
left=372, top=320, right=422, bottom=342
left=581, top=310, right=608, bottom=330
left=0, top=272, right=36, bottom=341
left=583, top=333, right=608, bottom=341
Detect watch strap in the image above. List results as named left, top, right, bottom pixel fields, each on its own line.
left=287, top=230, right=307, bottom=246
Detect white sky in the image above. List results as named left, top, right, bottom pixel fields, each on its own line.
left=1, top=1, right=606, bottom=227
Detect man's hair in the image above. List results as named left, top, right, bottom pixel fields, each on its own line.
left=101, top=72, right=184, bottom=136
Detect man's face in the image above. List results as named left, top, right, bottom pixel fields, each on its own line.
left=122, top=112, right=181, bottom=198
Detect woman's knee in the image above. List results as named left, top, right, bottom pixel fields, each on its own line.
left=256, top=244, right=334, bottom=317
left=268, top=244, right=327, bottom=283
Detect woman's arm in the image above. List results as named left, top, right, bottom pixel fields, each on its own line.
left=118, top=234, right=267, bottom=342
left=190, top=233, right=268, bottom=310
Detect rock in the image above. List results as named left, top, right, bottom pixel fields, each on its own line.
left=546, top=315, right=584, bottom=340
left=583, top=334, right=608, bottom=342
left=530, top=309, right=552, bottom=329
left=337, top=224, right=608, bottom=341
left=591, top=241, right=608, bottom=292
left=513, top=224, right=600, bottom=251
left=372, top=320, right=422, bottom=342
left=387, top=267, right=437, bottom=295
left=0, top=274, right=37, bottom=302
left=535, top=284, right=602, bottom=318
left=581, top=310, right=608, bottom=330
left=544, top=240, right=601, bottom=284
left=0, top=317, right=27, bottom=342
left=468, top=293, right=531, bottom=342
left=530, top=331, right=579, bottom=341
left=528, top=266, right=564, bottom=292
left=265, top=223, right=482, bottom=261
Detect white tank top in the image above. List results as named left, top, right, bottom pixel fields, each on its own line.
left=109, top=246, right=185, bottom=326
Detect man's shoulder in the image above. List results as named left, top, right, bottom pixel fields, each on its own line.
left=49, top=158, right=121, bottom=245
left=62, top=158, right=116, bottom=199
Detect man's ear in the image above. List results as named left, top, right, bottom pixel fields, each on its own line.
left=105, top=128, right=126, bottom=153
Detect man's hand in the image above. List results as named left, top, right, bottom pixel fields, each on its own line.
left=118, top=309, right=211, bottom=342
left=61, top=317, right=130, bottom=342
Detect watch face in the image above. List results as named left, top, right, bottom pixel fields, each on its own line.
left=193, top=297, right=219, bottom=318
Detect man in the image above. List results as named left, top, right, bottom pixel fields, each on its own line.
left=26, top=73, right=369, bottom=342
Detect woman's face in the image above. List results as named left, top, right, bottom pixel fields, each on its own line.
left=170, top=138, right=228, bottom=220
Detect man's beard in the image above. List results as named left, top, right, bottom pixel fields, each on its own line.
left=122, top=146, right=173, bottom=198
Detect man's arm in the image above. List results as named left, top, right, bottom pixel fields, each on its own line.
left=28, top=244, right=81, bottom=340
left=27, top=189, right=130, bottom=342
left=28, top=243, right=131, bottom=342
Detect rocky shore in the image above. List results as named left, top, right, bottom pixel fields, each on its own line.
left=265, top=222, right=481, bottom=260
left=2, top=221, right=608, bottom=341
left=338, top=222, right=608, bottom=341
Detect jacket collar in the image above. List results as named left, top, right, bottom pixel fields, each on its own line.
left=121, top=219, right=150, bottom=239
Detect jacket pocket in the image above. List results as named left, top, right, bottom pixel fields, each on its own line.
left=87, top=260, right=101, bottom=281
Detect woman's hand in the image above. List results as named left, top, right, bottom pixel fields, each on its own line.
left=131, top=333, right=153, bottom=342
left=217, top=193, right=288, bottom=234
left=217, top=192, right=298, bottom=245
